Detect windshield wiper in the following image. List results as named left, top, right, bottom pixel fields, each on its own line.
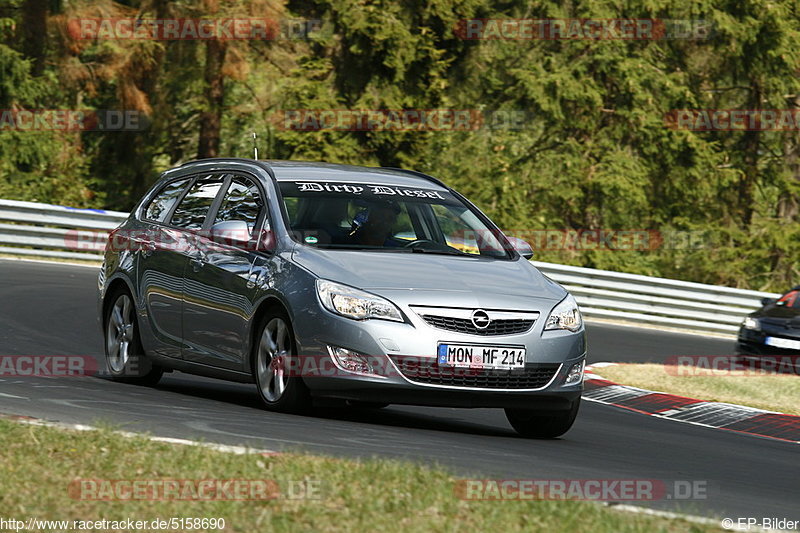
left=313, top=244, right=413, bottom=252
left=409, top=247, right=474, bottom=257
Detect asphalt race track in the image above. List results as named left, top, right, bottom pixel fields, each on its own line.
left=0, top=259, right=797, bottom=522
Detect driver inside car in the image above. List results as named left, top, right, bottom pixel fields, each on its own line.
left=350, top=201, right=402, bottom=247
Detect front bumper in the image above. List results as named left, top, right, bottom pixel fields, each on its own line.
left=306, top=357, right=583, bottom=410
left=290, top=293, right=586, bottom=411
left=311, top=383, right=581, bottom=410
left=736, top=327, right=800, bottom=357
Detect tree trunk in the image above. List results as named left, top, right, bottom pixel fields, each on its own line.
left=118, top=0, right=171, bottom=203
left=197, top=38, right=227, bottom=159
left=777, top=95, right=800, bottom=221
left=20, top=0, right=48, bottom=76
left=739, top=82, right=762, bottom=227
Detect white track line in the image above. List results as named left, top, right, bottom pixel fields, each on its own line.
left=0, top=392, right=28, bottom=399
left=6, top=416, right=279, bottom=456
left=5, top=414, right=745, bottom=529
left=603, top=504, right=782, bottom=532
left=0, top=256, right=100, bottom=269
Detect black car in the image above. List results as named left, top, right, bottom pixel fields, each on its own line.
left=737, top=286, right=800, bottom=365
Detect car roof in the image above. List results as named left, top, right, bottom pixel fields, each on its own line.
left=172, top=158, right=450, bottom=191
left=262, top=160, right=449, bottom=191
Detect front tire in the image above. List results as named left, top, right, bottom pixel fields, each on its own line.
left=253, top=309, right=311, bottom=413
left=104, top=289, right=163, bottom=386
left=505, top=398, right=580, bottom=439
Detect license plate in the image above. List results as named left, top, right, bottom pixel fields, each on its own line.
left=437, top=343, right=526, bottom=369
left=765, top=336, right=800, bottom=350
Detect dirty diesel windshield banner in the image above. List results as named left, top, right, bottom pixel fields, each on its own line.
left=279, top=181, right=459, bottom=204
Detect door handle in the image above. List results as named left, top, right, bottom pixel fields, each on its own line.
left=134, top=239, right=156, bottom=257
left=142, top=240, right=156, bottom=257
left=190, top=251, right=207, bottom=271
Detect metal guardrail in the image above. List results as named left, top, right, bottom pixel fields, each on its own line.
left=533, top=261, right=779, bottom=334
left=0, top=199, right=127, bottom=261
left=0, top=199, right=779, bottom=335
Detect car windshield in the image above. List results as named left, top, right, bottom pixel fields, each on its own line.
left=278, top=180, right=511, bottom=259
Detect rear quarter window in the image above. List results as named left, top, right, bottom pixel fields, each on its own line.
left=143, top=178, right=190, bottom=222
left=170, top=176, right=225, bottom=230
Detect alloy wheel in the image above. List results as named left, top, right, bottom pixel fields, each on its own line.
left=106, top=294, right=134, bottom=374
left=257, top=317, right=292, bottom=402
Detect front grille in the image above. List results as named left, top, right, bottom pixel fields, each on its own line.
left=421, top=315, right=534, bottom=336
left=389, top=356, right=560, bottom=389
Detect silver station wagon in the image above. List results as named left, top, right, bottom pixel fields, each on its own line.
left=98, top=159, right=586, bottom=438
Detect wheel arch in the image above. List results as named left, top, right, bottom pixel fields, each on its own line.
left=247, top=294, right=294, bottom=373
left=102, top=276, right=137, bottom=329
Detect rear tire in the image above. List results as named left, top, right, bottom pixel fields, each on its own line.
left=104, top=288, right=163, bottom=386
left=253, top=309, right=312, bottom=413
left=505, top=398, right=580, bottom=439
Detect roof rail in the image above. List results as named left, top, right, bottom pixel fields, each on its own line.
left=179, top=157, right=259, bottom=167
left=380, top=167, right=450, bottom=189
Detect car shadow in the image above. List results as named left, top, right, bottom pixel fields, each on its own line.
left=140, top=373, right=517, bottom=438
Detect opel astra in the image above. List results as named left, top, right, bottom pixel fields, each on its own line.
left=98, top=159, right=586, bottom=438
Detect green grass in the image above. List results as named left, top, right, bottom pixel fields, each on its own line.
left=597, top=363, right=800, bottom=416
left=0, top=418, right=721, bottom=532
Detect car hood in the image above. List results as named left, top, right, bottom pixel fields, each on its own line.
left=291, top=246, right=565, bottom=301
left=755, top=305, right=800, bottom=320
left=753, top=304, right=800, bottom=330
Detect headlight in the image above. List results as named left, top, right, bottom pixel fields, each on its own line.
left=316, top=279, right=403, bottom=322
left=742, top=317, right=760, bottom=330
left=544, top=294, right=582, bottom=332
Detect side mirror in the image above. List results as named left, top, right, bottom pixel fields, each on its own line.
left=760, top=297, right=776, bottom=307
left=507, top=236, right=534, bottom=260
left=210, top=220, right=251, bottom=247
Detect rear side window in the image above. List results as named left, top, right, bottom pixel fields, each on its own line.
left=170, top=175, right=225, bottom=230
left=143, top=178, right=190, bottom=222
left=214, top=176, right=264, bottom=235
